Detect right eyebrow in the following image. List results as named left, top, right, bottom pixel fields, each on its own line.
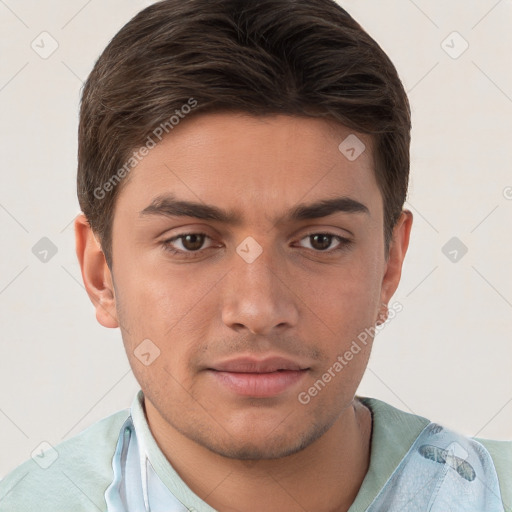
left=138, top=194, right=370, bottom=225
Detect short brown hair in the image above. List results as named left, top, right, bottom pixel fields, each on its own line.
left=77, top=0, right=411, bottom=269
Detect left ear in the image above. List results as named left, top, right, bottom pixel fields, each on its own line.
left=378, top=209, right=413, bottom=321
left=74, top=213, right=119, bottom=329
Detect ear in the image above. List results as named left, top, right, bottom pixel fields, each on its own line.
left=378, top=209, right=413, bottom=321
left=74, top=213, right=119, bottom=328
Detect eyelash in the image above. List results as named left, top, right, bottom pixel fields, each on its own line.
left=161, top=232, right=353, bottom=258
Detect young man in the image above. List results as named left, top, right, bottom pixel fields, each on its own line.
left=0, top=0, right=510, bottom=510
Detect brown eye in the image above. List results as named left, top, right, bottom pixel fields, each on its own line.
left=309, top=234, right=333, bottom=251
left=297, top=233, right=352, bottom=253
left=162, top=233, right=213, bottom=255
left=180, top=234, right=206, bottom=251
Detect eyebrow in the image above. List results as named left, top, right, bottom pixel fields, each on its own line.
left=139, top=194, right=369, bottom=225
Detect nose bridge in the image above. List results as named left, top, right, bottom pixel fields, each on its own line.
left=221, top=239, right=299, bottom=335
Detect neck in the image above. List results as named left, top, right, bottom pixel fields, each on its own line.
left=144, top=398, right=373, bottom=512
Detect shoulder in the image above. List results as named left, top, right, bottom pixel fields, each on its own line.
left=358, top=396, right=431, bottom=439
left=476, top=437, right=512, bottom=510
left=359, top=396, right=512, bottom=509
left=0, top=408, right=130, bottom=512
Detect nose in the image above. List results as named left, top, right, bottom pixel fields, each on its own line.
left=221, top=244, right=299, bottom=336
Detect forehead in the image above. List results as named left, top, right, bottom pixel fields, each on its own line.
left=115, top=112, right=381, bottom=222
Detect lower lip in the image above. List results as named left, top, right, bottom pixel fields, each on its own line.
left=209, top=369, right=308, bottom=397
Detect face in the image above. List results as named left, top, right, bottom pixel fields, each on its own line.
left=77, top=112, right=411, bottom=460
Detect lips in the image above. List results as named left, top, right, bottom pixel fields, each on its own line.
left=210, top=356, right=307, bottom=373
left=207, top=356, right=310, bottom=397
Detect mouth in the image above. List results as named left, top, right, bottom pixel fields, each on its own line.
left=207, top=356, right=310, bottom=397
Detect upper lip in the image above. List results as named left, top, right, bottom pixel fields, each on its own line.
left=209, top=356, right=309, bottom=373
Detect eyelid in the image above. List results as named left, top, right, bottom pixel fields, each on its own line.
left=296, top=232, right=352, bottom=251
left=163, top=232, right=214, bottom=251
left=161, top=230, right=352, bottom=258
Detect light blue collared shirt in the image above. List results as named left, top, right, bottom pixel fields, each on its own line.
left=105, top=393, right=506, bottom=512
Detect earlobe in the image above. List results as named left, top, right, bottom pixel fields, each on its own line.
left=74, top=213, right=119, bottom=329
left=379, top=209, right=413, bottom=310
left=376, top=303, right=389, bottom=326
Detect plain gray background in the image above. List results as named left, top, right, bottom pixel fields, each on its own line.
left=0, top=0, right=511, bottom=478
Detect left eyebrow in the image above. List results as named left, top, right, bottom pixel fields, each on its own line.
left=288, top=197, right=369, bottom=221
left=138, top=194, right=369, bottom=225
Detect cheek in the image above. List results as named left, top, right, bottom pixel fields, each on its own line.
left=113, top=257, right=218, bottom=363
left=115, top=254, right=200, bottom=322
left=303, top=254, right=382, bottom=335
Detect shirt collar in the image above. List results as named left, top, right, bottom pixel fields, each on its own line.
left=129, top=390, right=430, bottom=512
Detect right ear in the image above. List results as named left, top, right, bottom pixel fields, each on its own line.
left=74, top=213, right=119, bottom=328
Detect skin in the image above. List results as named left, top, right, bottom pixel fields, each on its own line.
left=75, top=112, right=412, bottom=512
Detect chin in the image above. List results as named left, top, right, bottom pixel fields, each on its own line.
left=202, top=436, right=308, bottom=460
left=193, top=419, right=332, bottom=461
